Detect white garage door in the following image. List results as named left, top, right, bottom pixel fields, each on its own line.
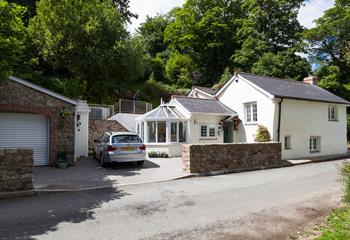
left=0, top=113, right=49, bottom=166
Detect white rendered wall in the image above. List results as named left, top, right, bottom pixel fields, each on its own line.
left=75, top=111, right=89, bottom=158
left=188, top=113, right=225, bottom=144
left=279, top=99, right=348, bottom=159
left=217, top=78, right=276, bottom=143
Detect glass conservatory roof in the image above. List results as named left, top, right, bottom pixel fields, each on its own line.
left=137, top=104, right=185, bottom=121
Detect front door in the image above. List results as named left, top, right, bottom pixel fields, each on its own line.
left=223, top=122, right=234, bottom=143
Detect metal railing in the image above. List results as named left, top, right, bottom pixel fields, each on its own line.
left=89, top=99, right=153, bottom=120
left=114, top=99, right=153, bottom=115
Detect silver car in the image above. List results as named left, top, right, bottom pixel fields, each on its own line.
left=93, top=132, right=146, bottom=167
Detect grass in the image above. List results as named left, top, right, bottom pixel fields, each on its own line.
left=313, top=207, right=350, bottom=240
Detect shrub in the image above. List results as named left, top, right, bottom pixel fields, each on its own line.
left=340, top=161, right=350, bottom=203
left=255, top=125, right=271, bottom=142
left=148, top=151, right=169, bottom=158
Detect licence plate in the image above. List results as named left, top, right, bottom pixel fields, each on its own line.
left=121, top=147, right=137, bottom=151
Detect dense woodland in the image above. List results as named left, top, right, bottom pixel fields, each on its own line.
left=1, top=0, right=350, bottom=107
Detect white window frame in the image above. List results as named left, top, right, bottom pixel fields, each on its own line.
left=309, top=136, right=321, bottom=153
left=328, top=105, right=338, bottom=121
left=170, top=122, right=178, bottom=143
left=200, top=124, right=216, bottom=139
left=284, top=135, right=291, bottom=150
left=244, top=102, right=258, bottom=124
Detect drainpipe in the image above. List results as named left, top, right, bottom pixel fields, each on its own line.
left=277, top=98, right=284, bottom=142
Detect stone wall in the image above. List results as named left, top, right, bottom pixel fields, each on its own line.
left=0, top=80, right=76, bottom=165
left=89, top=120, right=127, bottom=151
left=182, top=142, right=285, bottom=173
left=0, top=149, right=33, bottom=192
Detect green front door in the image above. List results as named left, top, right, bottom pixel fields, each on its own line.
left=224, top=122, right=234, bottom=143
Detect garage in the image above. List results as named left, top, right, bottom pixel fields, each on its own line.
left=0, top=113, right=49, bottom=166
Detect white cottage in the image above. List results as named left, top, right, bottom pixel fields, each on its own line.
left=138, top=72, right=349, bottom=159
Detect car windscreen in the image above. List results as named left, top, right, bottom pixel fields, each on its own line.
left=112, top=135, right=142, bottom=143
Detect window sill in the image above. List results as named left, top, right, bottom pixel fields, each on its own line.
left=199, top=137, right=217, bottom=140
left=245, top=122, right=258, bottom=126
left=328, top=119, right=339, bottom=122
left=310, top=150, right=321, bottom=153
left=284, top=148, right=292, bottom=150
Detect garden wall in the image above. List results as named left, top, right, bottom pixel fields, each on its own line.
left=182, top=142, right=287, bottom=174
left=89, top=120, right=127, bottom=151
left=0, top=149, right=33, bottom=192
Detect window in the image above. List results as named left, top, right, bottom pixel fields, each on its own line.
left=284, top=135, right=291, bottom=149
left=140, top=123, right=144, bottom=140
left=309, top=136, right=321, bottom=152
left=179, top=122, right=186, bottom=142
left=200, top=124, right=216, bottom=138
left=112, top=135, right=142, bottom=143
left=201, top=125, right=208, bottom=137
left=171, top=122, right=177, bottom=142
left=328, top=106, right=338, bottom=121
left=147, top=122, right=156, bottom=143
left=245, top=102, right=257, bottom=123
left=157, top=121, right=166, bottom=143
left=209, top=125, right=216, bottom=137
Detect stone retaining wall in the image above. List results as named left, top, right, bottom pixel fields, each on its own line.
left=89, top=120, right=127, bottom=151
left=0, top=149, right=33, bottom=192
left=182, top=142, right=285, bottom=173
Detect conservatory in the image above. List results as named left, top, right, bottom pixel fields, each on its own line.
left=135, top=103, right=189, bottom=156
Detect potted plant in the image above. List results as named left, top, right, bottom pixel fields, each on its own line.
left=56, top=150, right=69, bottom=168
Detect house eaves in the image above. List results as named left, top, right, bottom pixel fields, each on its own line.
left=9, top=76, right=78, bottom=106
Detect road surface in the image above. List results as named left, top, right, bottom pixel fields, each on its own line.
left=0, top=160, right=345, bottom=240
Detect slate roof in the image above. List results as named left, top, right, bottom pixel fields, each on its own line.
left=239, top=72, right=350, bottom=105
left=193, top=86, right=218, bottom=96
left=174, top=96, right=237, bottom=115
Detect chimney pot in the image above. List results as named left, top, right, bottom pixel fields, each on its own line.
left=303, top=76, right=317, bottom=85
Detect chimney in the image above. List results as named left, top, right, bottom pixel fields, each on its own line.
left=303, top=75, right=317, bottom=85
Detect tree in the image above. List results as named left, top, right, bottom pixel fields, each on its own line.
left=164, top=0, right=243, bottom=85
left=232, top=0, right=305, bottom=70
left=7, top=0, right=37, bottom=24
left=0, top=0, right=28, bottom=78
left=304, top=0, right=350, bottom=86
left=165, top=53, right=195, bottom=88
left=28, top=0, right=145, bottom=103
left=251, top=51, right=310, bottom=80
left=112, top=0, right=138, bottom=23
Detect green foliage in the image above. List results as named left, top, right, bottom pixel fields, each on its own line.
left=340, top=161, right=350, bottom=204
left=313, top=207, right=350, bottom=240
left=28, top=0, right=145, bottom=103
left=138, top=14, right=170, bottom=57
left=0, top=0, right=28, bottom=78
left=251, top=51, right=310, bottom=80
left=255, top=125, right=271, bottom=142
left=304, top=1, right=350, bottom=101
left=148, top=151, right=169, bottom=158
left=165, top=53, right=195, bottom=88
left=232, top=0, right=304, bottom=71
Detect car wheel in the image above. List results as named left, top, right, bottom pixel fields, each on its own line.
left=136, top=160, right=144, bottom=166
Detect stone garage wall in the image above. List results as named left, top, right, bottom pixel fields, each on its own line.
left=89, top=120, right=127, bottom=151
left=0, top=80, right=76, bottom=165
left=182, top=142, right=286, bottom=174
left=0, top=149, right=33, bottom=192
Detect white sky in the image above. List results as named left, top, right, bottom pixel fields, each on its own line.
left=128, top=0, right=335, bottom=33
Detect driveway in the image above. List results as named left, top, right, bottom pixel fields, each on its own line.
left=34, top=157, right=189, bottom=190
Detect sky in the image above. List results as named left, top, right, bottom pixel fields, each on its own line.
left=128, top=0, right=335, bottom=33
